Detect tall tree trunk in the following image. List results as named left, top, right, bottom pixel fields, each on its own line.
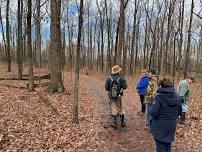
left=61, top=27, right=66, bottom=69
left=0, top=7, right=7, bottom=60
left=143, top=17, right=148, bottom=69
left=178, top=0, right=185, bottom=78
left=100, top=15, right=104, bottom=73
left=6, top=0, right=11, bottom=72
left=17, top=0, right=23, bottom=79
left=35, top=0, right=42, bottom=68
left=27, top=0, right=34, bottom=91
left=117, top=0, right=125, bottom=65
left=134, top=18, right=140, bottom=71
left=73, top=0, right=84, bottom=124
left=130, top=3, right=138, bottom=75
left=105, top=0, right=112, bottom=74
left=184, top=0, right=194, bottom=78
left=50, top=0, right=64, bottom=92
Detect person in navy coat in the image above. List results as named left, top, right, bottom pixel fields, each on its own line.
left=149, top=77, right=182, bottom=152
left=135, top=69, right=149, bottom=114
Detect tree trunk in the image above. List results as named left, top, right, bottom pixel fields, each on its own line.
left=130, top=3, right=138, bottom=75
left=73, top=0, right=84, bottom=124
left=6, top=0, right=11, bottom=72
left=184, top=0, right=194, bottom=78
left=50, top=0, right=64, bottom=93
left=17, top=0, right=23, bottom=79
left=134, top=17, right=140, bottom=71
left=105, top=0, right=112, bottom=74
left=143, top=17, right=148, bottom=69
left=35, top=0, right=42, bottom=68
left=178, top=0, right=185, bottom=78
left=117, top=0, right=125, bottom=64
left=0, top=7, right=7, bottom=61
left=27, top=0, right=34, bottom=91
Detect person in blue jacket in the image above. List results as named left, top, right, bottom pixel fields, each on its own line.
left=135, top=69, right=149, bottom=115
left=149, top=77, right=182, bottom=152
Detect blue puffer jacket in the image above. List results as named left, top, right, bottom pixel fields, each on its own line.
left=149, top=87, right=182, bottom=143
left=136, top=76, right=149, bottom=95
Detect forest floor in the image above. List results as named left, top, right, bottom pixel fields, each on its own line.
left=0, top=65, right=202, bottom=152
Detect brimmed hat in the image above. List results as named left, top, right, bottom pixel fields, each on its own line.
left=112, top=65, right=122, bottom=74
left=147, top=68, right=156, bottom=75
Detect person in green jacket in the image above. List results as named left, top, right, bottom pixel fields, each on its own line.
left=177, top=77, right=194, bottom=124
left=105, top=65, right=128, bottom=129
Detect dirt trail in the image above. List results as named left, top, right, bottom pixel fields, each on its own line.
left=80, top=75, right=155, bottom=152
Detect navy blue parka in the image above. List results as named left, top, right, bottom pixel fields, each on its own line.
left=149, top=87, right=182, bottom=143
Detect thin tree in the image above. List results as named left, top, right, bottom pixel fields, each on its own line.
left=35, top=0, right=42, bottom=68
left=50, top=0, right=64, bottom=93
left=0, top=7, right=6, bottom=56
left=72, top=0, right=84, bottom=123
left=184, top=0, right=194, bottom=78
left=17, top=0, right=23, bottom=79
left=117, top=0, right=125, bottom=65
left=177, top=0, right=185, bottom=77
left=6, top=0, right=11, bottom=72
left=27, top=0, right=34, bottom=91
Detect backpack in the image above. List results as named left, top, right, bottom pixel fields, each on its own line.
left=109, top=76, right=121, bottom=99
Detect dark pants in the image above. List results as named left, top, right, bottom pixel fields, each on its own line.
left=146, top=103, right=152, bottom=129
left=155, top=139, right=172, bottom=152
left=139, top=95, right=146, bottom=113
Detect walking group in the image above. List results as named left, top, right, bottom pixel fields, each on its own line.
left=105, top=65, right=194, bottom=152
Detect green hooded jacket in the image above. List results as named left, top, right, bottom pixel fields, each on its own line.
left=177, top=79, right=190, bottom=104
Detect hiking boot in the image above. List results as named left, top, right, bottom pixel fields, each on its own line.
left=179, top=112, right=186, bottom=124
left=111, top=115, right=118, bottom=129
left=144, top=126, right=150, bottom=131
left=120, top=115, right=126, bottom=127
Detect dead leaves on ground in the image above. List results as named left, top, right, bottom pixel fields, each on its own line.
left=0, top=68, right=99, bottom=151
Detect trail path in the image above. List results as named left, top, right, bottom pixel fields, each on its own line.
left=80, top=75, right=155, bottom=152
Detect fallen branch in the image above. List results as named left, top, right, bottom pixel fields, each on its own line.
left=0, top=74, right=51, bottom=81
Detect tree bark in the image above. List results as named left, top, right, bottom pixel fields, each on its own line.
left=17, top=0, right=23, bottom=79
left=35, top=0, right=42, bottom=68
left=50, top=0, right=64, bottom=93
left=178, top=0, right=185, bottom=77
left=6, top=0, right=11, bottom=72
left=72, top=0, right=84, bottom=124
left=117, top=0, right=125, bottom=65
left=184, top=0, right=194, bottom=78
left=27, top=0, right=34, bottom=91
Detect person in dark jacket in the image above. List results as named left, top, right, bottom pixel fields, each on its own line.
left=105, top=65, right=128, bottom=129
left=149, top=77, right=182, bottom=152
left=135, top=69, right=149, bottom=115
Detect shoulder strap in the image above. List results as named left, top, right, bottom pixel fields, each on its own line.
left=117, top=77, right=121, bottom=82
left=110, top=76, right=113, bottom=81
left=110, top=76, right=121, bottom=82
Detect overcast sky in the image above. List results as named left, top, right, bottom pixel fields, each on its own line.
left=0, top=0, right=201, bottom=42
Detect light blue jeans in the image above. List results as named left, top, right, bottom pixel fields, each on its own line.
left=182, top=103, right=188, bottom=112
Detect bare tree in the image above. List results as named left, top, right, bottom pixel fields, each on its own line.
left=72, top=0, right=84, bottom=123
left=34, top=0, right=42, bottom=68
left=6, top=0, right=11, bottom=72
left=17, top=0, right=23, bottom=79
left=27, top=0, right=34, bottom=91
left=184, top=0, right=194, bottom=78
left=50, top=0, right=64, bottom=93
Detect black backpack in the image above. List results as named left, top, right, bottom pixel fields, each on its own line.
left=109, top=76, right=121, bottom=99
